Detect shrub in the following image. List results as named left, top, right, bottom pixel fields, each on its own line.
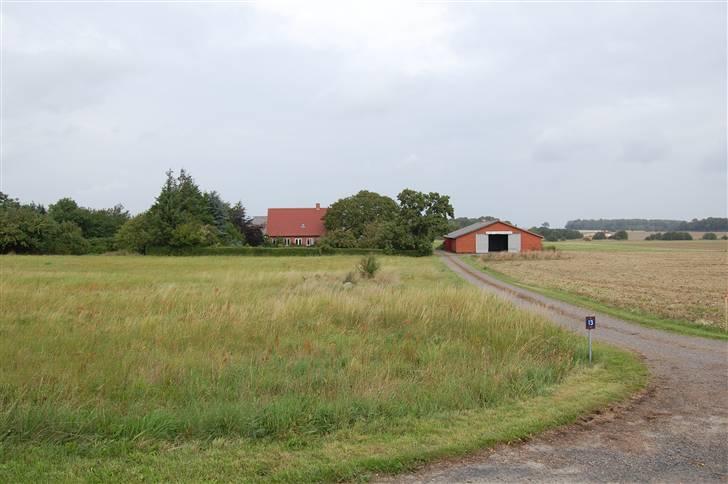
left=722, top=235, right=728, bottom=240
left=357, top=254, right=380, bottom=279
left=592, top=232, right=607, bottom=240
left=702, top=232, right=717, bottom=240
left=612, top=230, right=628, bottom=240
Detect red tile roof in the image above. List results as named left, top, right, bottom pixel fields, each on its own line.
left=266, top=206, right=328, bottom=237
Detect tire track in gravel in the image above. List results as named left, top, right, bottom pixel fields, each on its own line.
left=382, top=252, right=728, bottom=483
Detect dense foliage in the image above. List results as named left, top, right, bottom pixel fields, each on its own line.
left=566, top=218, right=728, bottom=231
left=645, top=231, right=693, bottom=241
left=702, top=232, right=717, bottom=240
left=321, top=189, right=454, bottom=255
left=0, top=192, right=129, bottom=254
left=1, top=170, right=262, bottom=255
left=612, top=230, right=629, bottom=240
left=115, top=170, right=262, bottom=253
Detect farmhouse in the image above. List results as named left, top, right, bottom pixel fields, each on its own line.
left=266, top=203, right=327, bottom=246
left=443, top=220, right=543, bottom=253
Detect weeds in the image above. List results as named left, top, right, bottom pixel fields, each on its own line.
left=357, top=254, right=381, bottom=279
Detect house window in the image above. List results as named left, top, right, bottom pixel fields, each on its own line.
left=306, top=238, right=314, bottom=246
left=284, top=238, right=290, bottom=246
left=294, top=238, right=302, bottom=246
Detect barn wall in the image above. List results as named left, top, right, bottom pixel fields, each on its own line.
left=449, top=222, right=542, bottom=253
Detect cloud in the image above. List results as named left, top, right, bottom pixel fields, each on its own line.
left=248, top=1, right=466, bottom=77
left=1, top=2, right=725, bottom=226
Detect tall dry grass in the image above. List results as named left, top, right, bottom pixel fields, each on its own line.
left=0, top=255, right=585, bottom=443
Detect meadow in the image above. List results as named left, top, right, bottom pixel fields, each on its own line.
left=470, top=239, right=727, bottom=338
left=0, top=255, right=645, bottom=482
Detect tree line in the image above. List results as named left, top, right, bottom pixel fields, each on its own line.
left=0, top=170, right=263, bottom=255
left=566, top=218, right=728, bottom=232
left=1, top=171, right=454, bottom=256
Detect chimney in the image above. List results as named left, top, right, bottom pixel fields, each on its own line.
left=315, top=203, right=321, bottom=210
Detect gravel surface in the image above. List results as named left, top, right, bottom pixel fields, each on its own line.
left=381, top=252, right=728, bottom=483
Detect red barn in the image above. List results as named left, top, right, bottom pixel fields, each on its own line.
left=266, top=203, right=327, bottom=246
left=443, top=220, right=543, bottom=253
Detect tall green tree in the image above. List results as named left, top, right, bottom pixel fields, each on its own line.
left=323, top=190, right=398, bottom=243
left=146, top=169, right=217, bottom=248
left=395, top=189, right=454, bottom=254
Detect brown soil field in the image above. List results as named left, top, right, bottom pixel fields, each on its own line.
left=478, top=248, right=728, bottom=331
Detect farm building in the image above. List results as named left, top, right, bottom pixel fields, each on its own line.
left=443, top=220, right=543, bottom=253
left=266, top=203, right=327, bottom=246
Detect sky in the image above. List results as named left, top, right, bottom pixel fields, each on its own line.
left=1, top=1, right=726, bottom=227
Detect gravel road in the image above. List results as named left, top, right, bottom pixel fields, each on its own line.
left=383, top=252, right=728, bottom=483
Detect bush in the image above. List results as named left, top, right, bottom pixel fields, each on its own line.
left=357, top=254, right=380, bottom=279
left=592, top=232, right=607, bottom=240
left=722, top=235, right=728, bottom=240
left=702, top=232, right=717, bottom=240
left=612, top=230, right=628, bottom=240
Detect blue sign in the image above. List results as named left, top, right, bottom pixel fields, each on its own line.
left=585, top=316, right=596, bottom=330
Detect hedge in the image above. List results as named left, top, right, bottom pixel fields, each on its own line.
left=145, top=246, right=422, bottom=257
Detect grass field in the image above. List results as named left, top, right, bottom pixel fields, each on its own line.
left=0, top=255, right=645, bottom=482
left=469, top=239, right=728, bottom=339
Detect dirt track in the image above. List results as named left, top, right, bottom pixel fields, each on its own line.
left=384, top=252, right=728, bottom=483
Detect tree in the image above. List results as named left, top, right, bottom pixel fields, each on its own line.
left=702, top=232, right=717, bottom=240
left=229, top=201, right=263, bottom=246
left=592, top=232, right=607, bottom=240
left=612, top=230, right=628, bottom=240
left=48, top=197, right=128, bottom=238
left=324, top=190, right=399, bottom=243
left=541, top=222, right=550, bottom=228
left=146, top=169, right=217, bottom=248
left=116, top=213, right=158, bottom=254
left=395, top=189, right=454, bottom=254
left=0, top=205, right=53, bottom=253
left=43, top=221, right=90, bottom=255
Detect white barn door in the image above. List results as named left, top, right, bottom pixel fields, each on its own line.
left=475, top=234, right=489, bottom=253
left=508, top=233, right=521, bottom=252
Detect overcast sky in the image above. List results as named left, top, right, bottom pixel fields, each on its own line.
left=2, top=2, right=726, bottom=227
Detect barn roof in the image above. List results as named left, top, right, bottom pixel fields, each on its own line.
left=266, top=206, right=327, bottom=237
left=444, top=220, right=544, bottom=239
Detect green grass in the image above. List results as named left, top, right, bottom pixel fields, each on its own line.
left=462, top=256, right=728, bottom=341
left=0, top=255, right=647, bottom=481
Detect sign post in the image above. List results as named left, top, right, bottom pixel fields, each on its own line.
left=585, top=316, right=596, bottom=363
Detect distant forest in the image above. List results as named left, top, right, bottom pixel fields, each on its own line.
left=565, top=218, right=728, bottom=232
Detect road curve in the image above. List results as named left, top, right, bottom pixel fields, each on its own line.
left=385, top=252, right=728, bottom=483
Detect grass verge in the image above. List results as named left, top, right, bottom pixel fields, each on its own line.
left=0, top=346, right=645, bottom=482
left=462, top=256, right=728, bottom=341
left=0, top=255, right=647, bottom=482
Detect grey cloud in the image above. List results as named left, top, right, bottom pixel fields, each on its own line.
left=2, top=2, right=725, bottom=226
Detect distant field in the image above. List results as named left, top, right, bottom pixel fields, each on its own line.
left=472, top=240, right=727, bottom=337
left=546, top=239, right=727, bottom=252
left=0, top=255, right=644, bottom=482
